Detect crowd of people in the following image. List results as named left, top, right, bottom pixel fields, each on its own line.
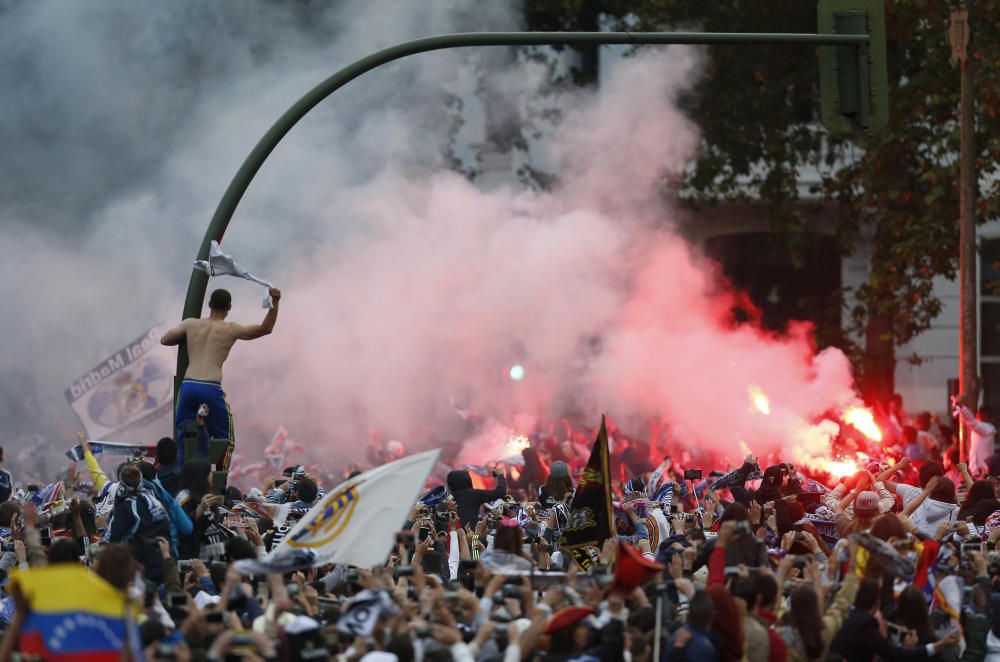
left=1, top=392, right=999, bottom=662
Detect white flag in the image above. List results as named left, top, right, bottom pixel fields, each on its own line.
left=335, top=590, right=399, bottom=637
left=193, top=240, right=275, bottom=308
left=238, top=450, right=440, bottom=574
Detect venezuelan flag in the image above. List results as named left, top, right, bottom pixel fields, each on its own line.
left=10, top=564, right=128, bottom=661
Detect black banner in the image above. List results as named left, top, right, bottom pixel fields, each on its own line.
left=560, top=415, right=613, bottom=570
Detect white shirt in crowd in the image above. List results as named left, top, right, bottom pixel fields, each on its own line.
left=956, top=406, right=997, bottom=476
left=895, top=483, right=958, bottom=537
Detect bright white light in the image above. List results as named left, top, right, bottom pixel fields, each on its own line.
left=509, top=364, right=525, bottom=381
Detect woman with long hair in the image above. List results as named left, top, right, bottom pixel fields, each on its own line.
left=893, top=585, right=938, bottom=655
left=779, top=552, right=860, bottom=661
left=959, top=480, right=1000, bottom=526
left=540, top=461, right=574, bottom=504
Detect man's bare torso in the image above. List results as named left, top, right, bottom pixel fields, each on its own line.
left=183, top=318, right=239, bottom=382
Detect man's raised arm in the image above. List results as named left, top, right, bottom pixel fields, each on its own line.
left=160, top=319, right=189, bottom=346
left=234, top=288, right=281, bottom=341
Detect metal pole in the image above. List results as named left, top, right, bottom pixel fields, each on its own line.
left=951, top=6, right=978, bottom=462
left=652, top=584, right=665, bottom=662
left=689, top=479, right=703, bottom=516
left=176, top=30, right=870, bottom=388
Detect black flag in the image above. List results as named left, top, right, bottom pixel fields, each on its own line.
left=560, top=415, right=613, bottom=570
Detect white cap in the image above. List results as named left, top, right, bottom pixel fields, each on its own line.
left=193, top=591, right=221, bottom=610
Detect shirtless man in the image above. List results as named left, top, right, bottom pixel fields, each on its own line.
left=161, top=287, right=281, bottom=458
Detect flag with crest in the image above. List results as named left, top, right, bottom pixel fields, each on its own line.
left=559, top=416, right=613, bottom=570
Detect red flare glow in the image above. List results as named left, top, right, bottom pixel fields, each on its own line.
left=843, top=406, right=882, bottom=442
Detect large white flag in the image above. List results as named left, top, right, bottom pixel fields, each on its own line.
left=236, top=449, right=440, bottom=574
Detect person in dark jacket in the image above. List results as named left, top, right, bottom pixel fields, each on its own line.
left=106, top=464, right=172, bottom=583
left=507, top=447, right=548, bottom=492
left=666, top=590, right=718, bottom=662
left=829, top=579, right=959, bottom=661
left=177, top=459, right=230, bottom=561
left=446, top=468, right=507, bottom=527
left=155, top=437, right=180, bottom=497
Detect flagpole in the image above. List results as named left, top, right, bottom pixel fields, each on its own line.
left=689, top=479, right=702, bottom=513
left=652, top=581, right=666, bottom=662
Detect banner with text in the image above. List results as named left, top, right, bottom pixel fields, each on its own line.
left=64, top=325, right=174, bottom=439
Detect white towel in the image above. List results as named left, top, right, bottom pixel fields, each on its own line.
left=194, top=240, right=275, bottom=308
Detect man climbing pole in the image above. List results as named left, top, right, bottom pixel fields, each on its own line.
left=161, top=287, right=281, bottom=468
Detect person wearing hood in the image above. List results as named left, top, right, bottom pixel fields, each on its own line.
left=446, top=467, right=507, bottom=527
left=884, top=472, right=959, bottom=538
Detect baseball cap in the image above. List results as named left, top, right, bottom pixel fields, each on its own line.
left=855, top=490, right=880, bottom=516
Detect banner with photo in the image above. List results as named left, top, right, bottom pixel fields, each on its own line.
left=64, top=325, right=173, bottom=439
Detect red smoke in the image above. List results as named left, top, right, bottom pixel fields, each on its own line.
left=230, top=49, right=862, bottom=469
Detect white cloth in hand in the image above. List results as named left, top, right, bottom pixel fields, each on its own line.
left=194, top=240, right=275, bottom=308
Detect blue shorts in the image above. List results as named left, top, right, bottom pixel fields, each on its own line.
left=175, top=378, right=234, bottom=448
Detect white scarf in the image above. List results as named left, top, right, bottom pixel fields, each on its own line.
left=194, top=240, right=275, bottom=308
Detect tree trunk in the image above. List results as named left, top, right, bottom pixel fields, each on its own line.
left=861, top=310, right=895, bottom=407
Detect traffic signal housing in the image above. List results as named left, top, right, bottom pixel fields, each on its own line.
left=818, top=0, right=889, bottom=134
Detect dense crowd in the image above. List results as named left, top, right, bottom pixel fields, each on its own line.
left=1, top=394, right=999, bottom=662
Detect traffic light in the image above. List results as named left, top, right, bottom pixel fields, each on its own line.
left=817, top=0, right=888, bottom=134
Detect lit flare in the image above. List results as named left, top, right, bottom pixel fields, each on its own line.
left=506, top=435, right=530, bottom=454
left=843, top=406, right=883, bottom=442
left=824, top=460, right=857, bottom=478
left=749, top=386, right=770, bottom=416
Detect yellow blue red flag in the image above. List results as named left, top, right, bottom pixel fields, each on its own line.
left=10, top=564, right=128, bottom=661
